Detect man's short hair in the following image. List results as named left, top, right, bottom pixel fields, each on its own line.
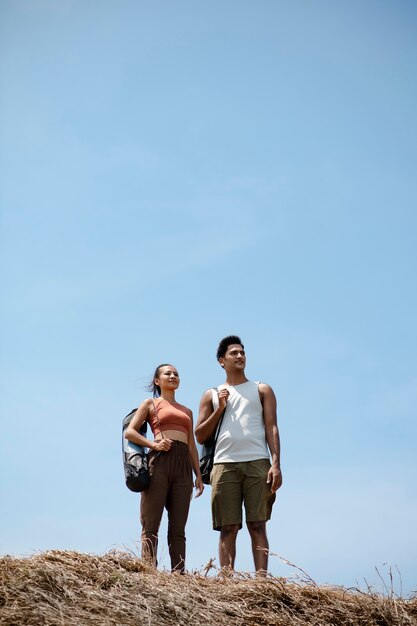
left=216, top=335, right=244, bottom=361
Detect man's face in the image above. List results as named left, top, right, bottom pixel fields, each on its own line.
left=219, top=344, right=246, bottom=371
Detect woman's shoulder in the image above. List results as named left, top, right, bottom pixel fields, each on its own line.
left=139, top=397, right=157, bottom=412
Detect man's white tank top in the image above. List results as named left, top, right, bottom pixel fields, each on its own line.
left=213, top=380, right=270, bottom=463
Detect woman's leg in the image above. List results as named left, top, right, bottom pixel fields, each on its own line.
left=165, top=443, right=193, bottom=572
left=140, top=453, right=169, bottom=566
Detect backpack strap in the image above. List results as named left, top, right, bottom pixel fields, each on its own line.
left=152, top=399, right=165, bottom=440
left=211, top=387, right=226, bottom=443
left=211, top=387, right=219, bottom=410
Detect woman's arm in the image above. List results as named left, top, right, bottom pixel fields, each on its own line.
left=187, top=411, right=204, bottom=497
left=125, top=399, right=171, bottom=452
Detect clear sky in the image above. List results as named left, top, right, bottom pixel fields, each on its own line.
left=1, top=0, right=416, bottom=596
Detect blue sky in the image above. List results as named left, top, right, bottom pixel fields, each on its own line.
left=1, top=0, right=416, bottom=595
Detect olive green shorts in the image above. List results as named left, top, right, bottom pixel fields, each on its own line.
left=211, top=459, right=276, bottom=531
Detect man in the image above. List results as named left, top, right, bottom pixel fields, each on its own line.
left=195, top=335, right=282, bottom=574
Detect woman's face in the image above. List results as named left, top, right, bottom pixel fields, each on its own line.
left=155, top=365, right=180, bottom=391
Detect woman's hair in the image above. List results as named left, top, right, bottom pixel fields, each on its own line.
left=146, top=363, right=171, bottom=397
left=216, top=335, right=244, bottom=361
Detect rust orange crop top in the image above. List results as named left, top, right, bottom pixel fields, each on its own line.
left=149, top=398, right=192, bottom=437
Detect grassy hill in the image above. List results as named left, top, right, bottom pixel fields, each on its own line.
left=0, top=551, right=416, bottom=625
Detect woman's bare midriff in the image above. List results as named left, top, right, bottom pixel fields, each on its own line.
left=155, top=429, right=189, bottom=445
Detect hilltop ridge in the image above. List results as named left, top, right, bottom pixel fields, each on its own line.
left=0, top=550, right=416, bottom=625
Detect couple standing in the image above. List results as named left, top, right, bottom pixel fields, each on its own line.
left=124, top=335, right=283, bottom=574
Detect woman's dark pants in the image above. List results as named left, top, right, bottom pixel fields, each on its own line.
left=140, top=441, right=193, bottom=572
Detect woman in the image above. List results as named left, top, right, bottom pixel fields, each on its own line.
left=125, top=363, right=204, bottom=573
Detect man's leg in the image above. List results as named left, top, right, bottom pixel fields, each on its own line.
left=219, top=524, right=240, bottom=570
left=243, top=460, right=276, bottom=574
left=211, top=463, right=243, bottom=571
left=246, top=520, right=269, bottom=574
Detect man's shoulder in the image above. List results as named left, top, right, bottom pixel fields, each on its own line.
left=257, top=382, right=276, bottom=400
left=201, top=387, right=219, bottom=399
left=245, top=380, right=274, bottom=392
left=257, top=381, right=273, bottom=390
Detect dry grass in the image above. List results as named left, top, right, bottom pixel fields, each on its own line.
left=0, top=550, right=416, bottom=625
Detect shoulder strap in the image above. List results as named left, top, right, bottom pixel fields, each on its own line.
left=211, top=387, right=219, bottom=410
left=212, top=387, right=226, bottom=443
left=152, top=399, right=165, bottom=440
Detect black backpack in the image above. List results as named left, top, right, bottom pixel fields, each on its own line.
left=122, top=409, right=150, bottom=492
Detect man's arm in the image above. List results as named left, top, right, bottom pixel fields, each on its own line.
left=195, top=388, right=228, bottom=444
left=259, top=383, right=282, bottom=493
